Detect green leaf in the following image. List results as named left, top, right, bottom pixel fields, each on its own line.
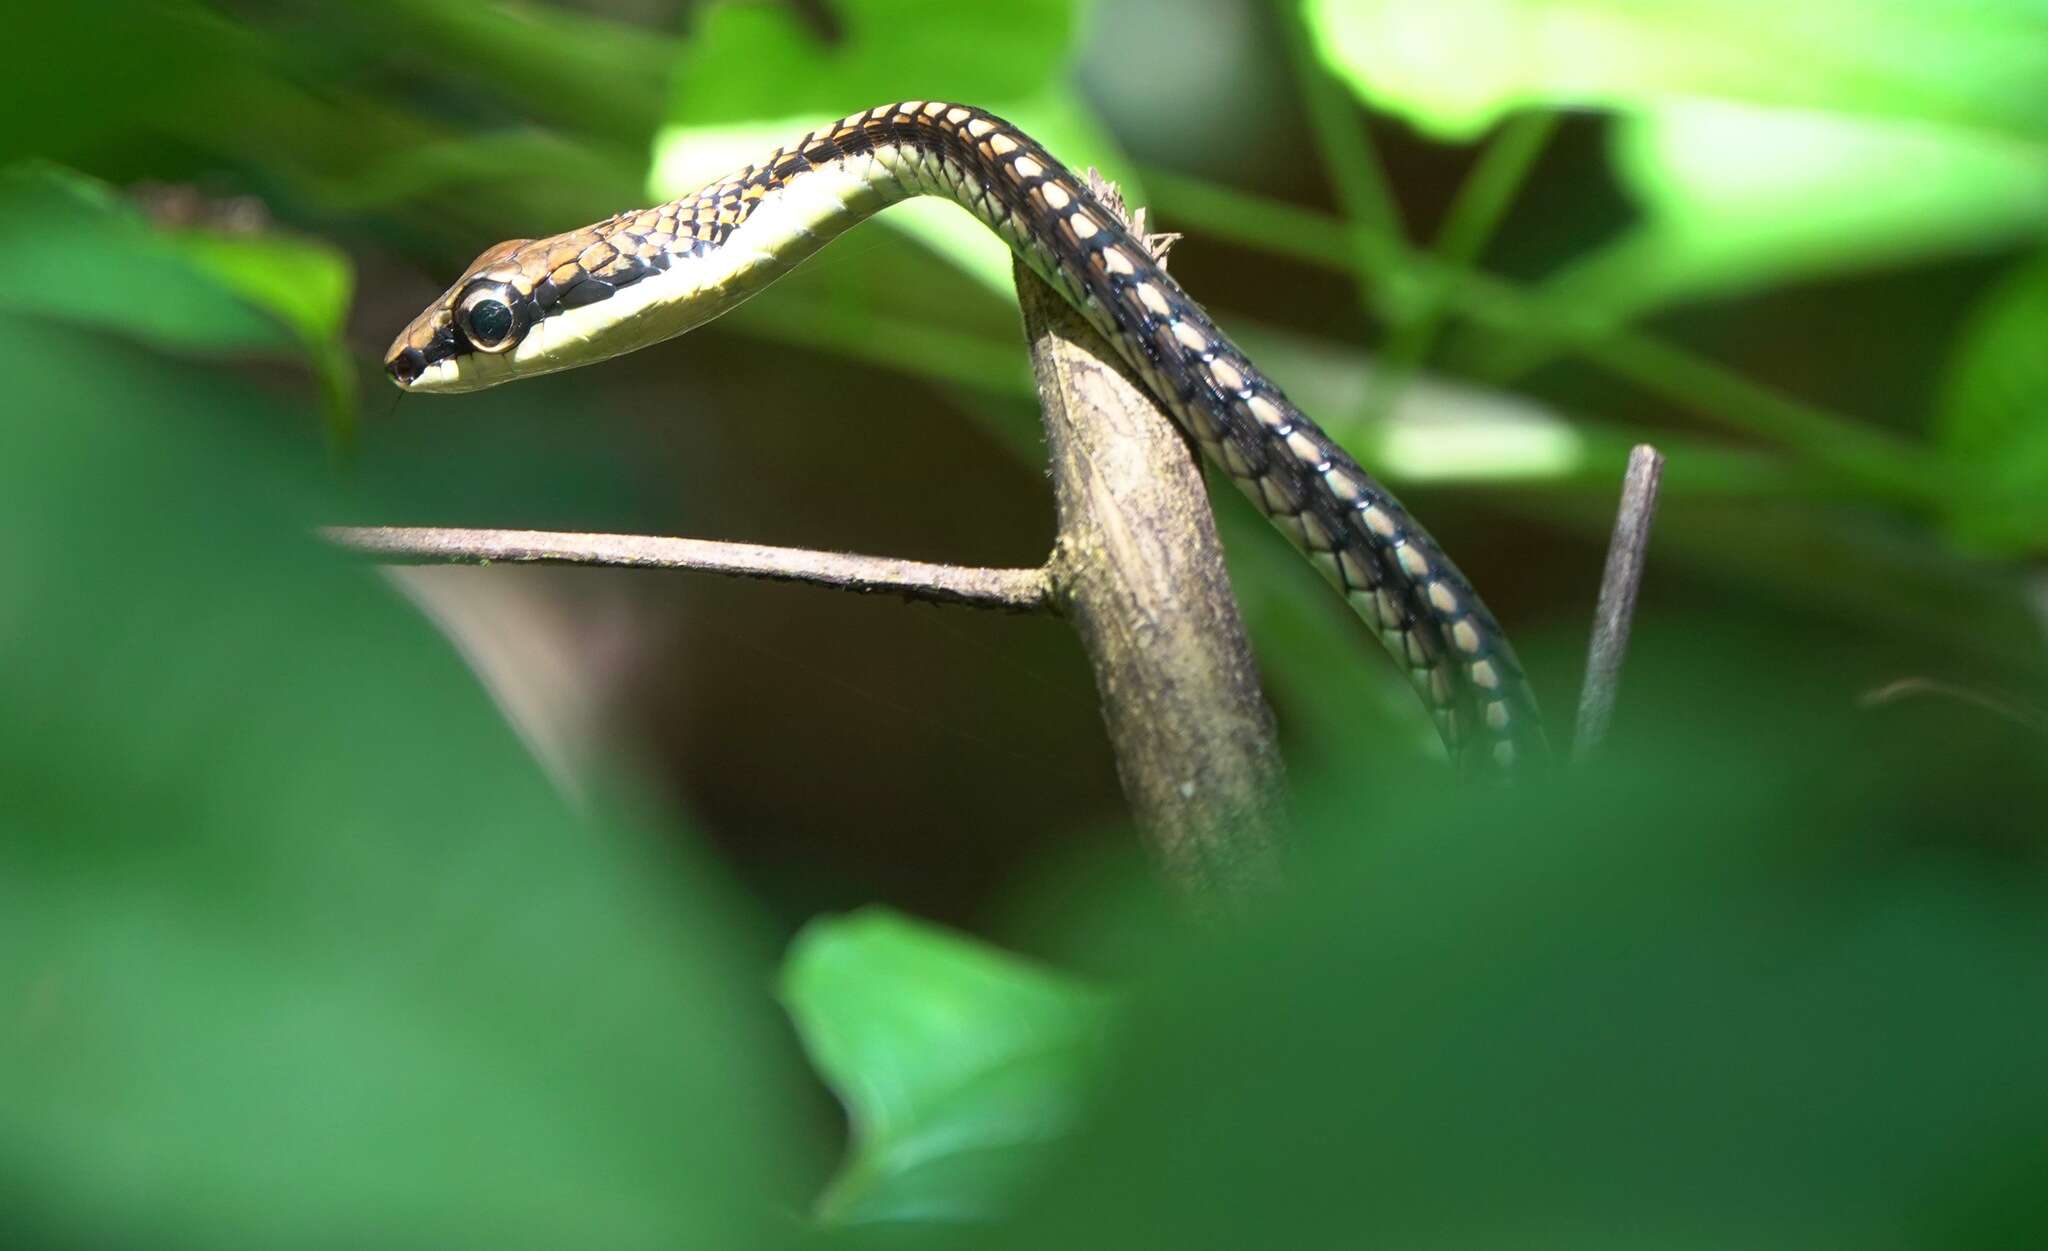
left=782, top=908, right=1114, bottom=1227
left=1303, top=1, right=2048, bottom=306
left=1935, top=250, right=2048, bottom=552
left=0, top=163, right=290, bottom=354
left=0, top=314, right=808, bottom=1245
left=0, top=162, right=358, bottom=435
left=991, top=650, right=2048, bottom=1249
left=650, top=0, right=1137, bottom=299
left=165, top=230, right=352, bottom=347
left=1517, top=102, right=2048, bottom=345
left=166, top=227, right=360, bottom=438
left=1302, top=0, right=2048, bottom=142
left=665, top=0, right=1076, bottom=127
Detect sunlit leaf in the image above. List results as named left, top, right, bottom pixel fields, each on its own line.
left=1527, top=99, right=2048, bottom=334
left=782, top=908, right=1114, bottom=1226
left=1303, top=0, right=2048, bottom=304
left=650, top=0, right=1136, bottom=299
left=1301, top=0, right=2048, bottom=142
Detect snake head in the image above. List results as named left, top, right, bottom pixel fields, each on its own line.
left=385, top=203, right=728, bottom=394
left=384, top=238, right=538, bottom=393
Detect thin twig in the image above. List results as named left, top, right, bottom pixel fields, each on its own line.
left=1273, top=0, right=1409, bottom=351
left=1857, top=678, right=2048, bottom=733
left=324, top=526, right=1054, bottom=612
left=1372, top=110, right=1557, bottom=407
left=1272, top=0, right=1401, bottom=238
left=1573, top=444, right=1665, bottom=760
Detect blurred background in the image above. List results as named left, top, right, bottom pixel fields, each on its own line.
left=5, top=1, right=2048, bottom=1246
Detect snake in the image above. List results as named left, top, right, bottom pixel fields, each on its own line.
left=385, top=102, right=1547, bottom=775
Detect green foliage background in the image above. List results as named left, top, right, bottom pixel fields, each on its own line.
left=4, top=0, right=2046, bottom=1246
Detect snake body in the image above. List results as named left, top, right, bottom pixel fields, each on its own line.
left=387, top=102, right=1546, bottom=773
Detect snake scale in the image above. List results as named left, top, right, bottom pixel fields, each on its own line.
left=386, top=102, right=1547, bottom=774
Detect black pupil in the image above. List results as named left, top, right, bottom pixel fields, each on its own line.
left=468, top=299, right=513, bottom=344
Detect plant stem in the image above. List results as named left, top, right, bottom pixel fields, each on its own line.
left=1139, top=168, right=1946, bottom=508
left=1271, top=0, right=1404, bottom=319
left=1373, top=112, right=1557, bottom=399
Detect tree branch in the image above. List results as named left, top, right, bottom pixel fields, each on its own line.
left=1573, top=443, right=1665, bottom=760
left=324, top=526, right=1054, bottom=612
left=329, top=180, right=1291, bottom=901
left=1022, top=176, right=1287, bottom=897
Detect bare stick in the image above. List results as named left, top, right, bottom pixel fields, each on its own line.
left=1858, top=677, right=2048, bottom=732
left=325, top=526, right=1054, bottom=613
left=1021, top=175, right=1286, bottom=897
left=1573, top=443, right=1665, bottom=759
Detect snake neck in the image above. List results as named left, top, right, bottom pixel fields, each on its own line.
left=678, top=102, right=1547, bottom=775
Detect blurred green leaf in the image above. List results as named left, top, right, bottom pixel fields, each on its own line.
left=651, top=0, right=1136, bottom=298
left=347, top=0, right=677, bottom=137
left=1564, top=101, right=2048, bottom=312
left=165, top=231, right=351, bottom=346
left=665, top=0, right=1076, bottom=126
left=0, top=162, right=358, bottom=434
left=0, top=299, right=807, bottom=1244
left=1304, top=0, right=2048, bottom=310
left=0, top=163, right=290, bottom=354
left=167, top=228, right=360, bottom=437
left=1936, top=249, right=2048, bottom=552
left=988, top=649, right=2048, bottom=1249
left=1302, top=0, right=2048, bottom=141
left=782, top=908, right=1113, bottom=1227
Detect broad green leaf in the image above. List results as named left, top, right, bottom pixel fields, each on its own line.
left=0, top=314, right=808, bottom=1245
left=0, top=163, right=358, bottom=434
left=342, top=0, right=677, bottom=136
left=1302, top=0, right=2048, bottom=143
left=1304, top=1, right=2048, bottom=309
left=1530, top=100, right=2048, bottom=331
left=991, top=650, right=2048, bottom=1250
left=651, top=0, right=1137, bottom=299
left=166, top=231, right=351, bottom=347
left=1617, top=101, right=2048, bottom=286
left=665, top=0, right=1076, bottom=126
left=0, top=163, right=289, bottom=354
left=782, top=908, right=1114, bottom=1226
left=1934, top=250, right=2048, bottom=551
left=166, top=228, right=359, bottom=436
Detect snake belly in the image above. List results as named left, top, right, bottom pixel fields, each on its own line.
left=387, top=102, right=1549, bottom=774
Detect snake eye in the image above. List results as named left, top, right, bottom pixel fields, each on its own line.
left=456, top=282, right=525, bottom=353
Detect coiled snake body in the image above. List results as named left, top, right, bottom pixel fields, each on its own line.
left=387, top=102, right=1546, bottom=773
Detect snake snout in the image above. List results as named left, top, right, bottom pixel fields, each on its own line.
left=386, top=345, right=427, bottom=387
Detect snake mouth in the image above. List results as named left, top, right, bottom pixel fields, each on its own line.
left=384, top=315, right=468, bottom=391
left=386, top=346, right=428, bottom=387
